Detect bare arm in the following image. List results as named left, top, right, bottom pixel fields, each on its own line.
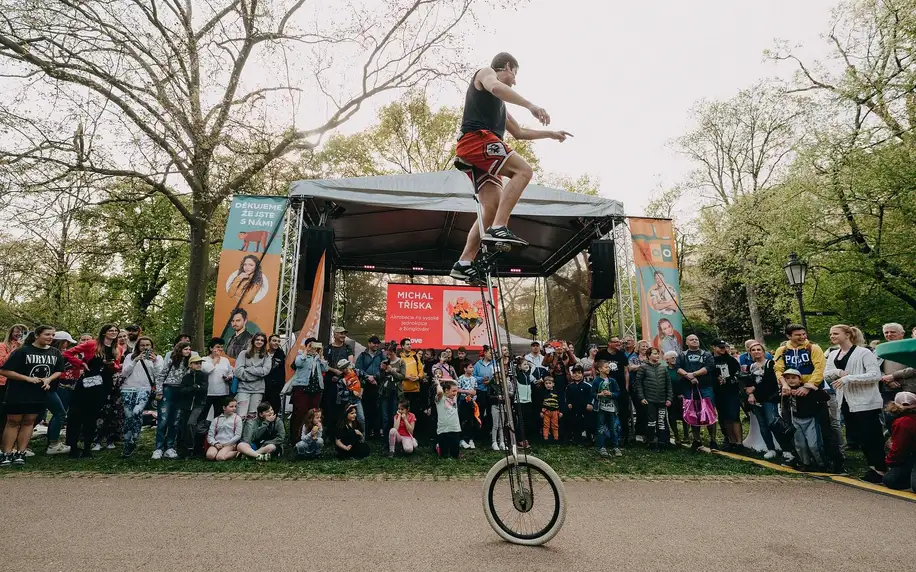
left=479, top=67, right=535, bottom=108
left=505, top=113, right=571, bottom=142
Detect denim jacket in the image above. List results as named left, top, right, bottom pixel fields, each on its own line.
left=291, top=353, right=328, bottom=389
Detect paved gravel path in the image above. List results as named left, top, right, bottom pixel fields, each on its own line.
left=3, top=475, right=911, bottom=571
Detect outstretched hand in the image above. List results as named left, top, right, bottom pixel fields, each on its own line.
left=550, top=130, right=573, bottom=142
left=529, top=104, right=550, bottom=126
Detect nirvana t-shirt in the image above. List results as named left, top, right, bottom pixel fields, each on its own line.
left=596, top=349, right=629, bottom=389
left=714, top=354, right=741, bottom=385
left=2, top=344, right=66, bottom=404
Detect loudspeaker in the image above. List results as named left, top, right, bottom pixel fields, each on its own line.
left=588, top=239, right=616, bottom=299
left=300, top=226, right=335, bottom=288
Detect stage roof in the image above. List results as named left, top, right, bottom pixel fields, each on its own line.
left=289, top=171, right=625, bottom=277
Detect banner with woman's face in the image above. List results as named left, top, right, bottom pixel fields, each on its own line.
left=629, top=218, right=684, bottom=353
left=213, top=196, right=287, bottom=357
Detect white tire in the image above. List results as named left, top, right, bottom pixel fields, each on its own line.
left=482, top=454, right=567, bottom=546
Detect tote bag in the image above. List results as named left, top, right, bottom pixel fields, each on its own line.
left=683, top=386, right=717, bottom=427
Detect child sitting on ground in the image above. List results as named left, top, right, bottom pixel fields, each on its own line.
left=237, top=401, right=286, bottom=461
left=206, top=397, right=242, bottom=461
left=295, top=408, right=323, bottom=460
left=456, top=362, right=479, bottom=449
left=387, top=400, right=417, bottom=458
left=435, top=378, right=461, bottom=458
left=592, top=361, right=621, bottom=457
left=783, top=368, right=828, bottom=471
left=336, top=404, right=370, bottom=459
left=539, top=377, right=562, bottom=442
left=883, top=391, right=916, bottom=492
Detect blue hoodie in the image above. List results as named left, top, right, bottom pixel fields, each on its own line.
left=473, top=359, right=494, bottom=394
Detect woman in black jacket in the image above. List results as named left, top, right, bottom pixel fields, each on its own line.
left=264, top=334, right=287, bottom=417
left=744, top=342, right=780, bottom=459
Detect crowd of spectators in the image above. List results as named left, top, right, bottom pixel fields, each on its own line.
left=0, top=321, right=914, bottom=493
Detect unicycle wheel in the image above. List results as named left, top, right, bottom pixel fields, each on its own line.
left=482, top=455, right=567, bottom=545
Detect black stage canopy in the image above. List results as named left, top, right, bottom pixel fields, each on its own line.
left=289, top=171, right=625, bottom=277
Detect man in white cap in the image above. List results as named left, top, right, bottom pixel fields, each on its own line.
left=322, top=326, right=354, bottom=431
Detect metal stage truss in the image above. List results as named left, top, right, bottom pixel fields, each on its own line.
left=273, top=198, right=639, bottom=345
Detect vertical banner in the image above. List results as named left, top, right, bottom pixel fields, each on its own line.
left=629, top=218, right=684, bottom=354
left=285, top=252, right=326, bottom=379
left=213, top=195, right=287, bottom=360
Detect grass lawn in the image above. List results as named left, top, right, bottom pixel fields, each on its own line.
left=6, top=429, right=795, bottom=479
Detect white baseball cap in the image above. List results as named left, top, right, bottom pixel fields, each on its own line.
left=894, top=391, right=916, bottom=408
left=53, top=331, right=77, bottom=344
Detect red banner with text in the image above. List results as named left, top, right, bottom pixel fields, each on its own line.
left=385, top=283, right=498, bottom=350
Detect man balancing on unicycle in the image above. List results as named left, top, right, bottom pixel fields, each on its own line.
left=450, top=52, right=572, bottom=283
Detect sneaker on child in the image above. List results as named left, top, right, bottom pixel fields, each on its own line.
left=763, top=450, right=777, bottom=460
left=459, top=440, right=470, bottom=449
left=468, top=440, right=475, bottom=449
left=151, top=449, right=163, bottom=460
left=613, top=448, right=623, bottom=457
left=164, top=448, right=178, bottom=459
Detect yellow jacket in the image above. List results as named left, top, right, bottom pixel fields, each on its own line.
left=772, top=341, right=826, bottom=387
left=400, top=350, right=425, bottom=393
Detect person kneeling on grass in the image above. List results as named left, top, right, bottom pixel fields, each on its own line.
left=295, top=408, right=324, bottom=460
left=238, top=402, right=286, bottom=461
left=388, top=400, right=417, bottom=458
left=883, top=391, right=916, bottom=492
left=206, top=398, right=242, bottom=461
left=435, top=379, right=462, bottom=459
left=336, top=404, right=370, bottom=459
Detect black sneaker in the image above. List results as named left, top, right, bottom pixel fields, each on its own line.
left=708, top=440, right=719, bottom=451
left=690, top=440, right=702, bottom=451
left=861, top=469, right=884, bottom=484
left=450, top=262, right=484, bottom=283
left=482, top=226, right=528, bottom=246
left=0, top=453, right=10, bottom=467
left=12, top=451, right=25, bottom=466
left=122, top=442, right=136, bottom=458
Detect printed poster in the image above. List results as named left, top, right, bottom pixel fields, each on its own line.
left=629, top=217, right=684, bottom=354
left=212, top=195, right=287, bottom=360
left=385, top=283, right=499, bottom=350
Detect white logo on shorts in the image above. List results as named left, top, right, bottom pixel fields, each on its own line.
left=485, top=142, right=507, bottom=157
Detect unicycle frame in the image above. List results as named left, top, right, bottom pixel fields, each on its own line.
left=472, top=194, right=519, bottom=458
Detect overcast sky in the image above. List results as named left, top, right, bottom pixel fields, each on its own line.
left=337, top=0, right=841, bottom=214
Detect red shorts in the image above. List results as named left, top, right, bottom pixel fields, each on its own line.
left=455, top=130, right=514, bottom=191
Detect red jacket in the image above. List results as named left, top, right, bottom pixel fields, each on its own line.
left=63, top=340, right=123, bottom=374
left=886, top=412, right=916, bottom=466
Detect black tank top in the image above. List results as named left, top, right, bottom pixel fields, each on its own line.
left=460, top=70, right=507, bottom=141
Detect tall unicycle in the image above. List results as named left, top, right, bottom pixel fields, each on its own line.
left=468, top=192, right=567, bottom=546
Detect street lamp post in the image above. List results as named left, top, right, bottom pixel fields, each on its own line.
left=783, top=253, right=808, bottom=330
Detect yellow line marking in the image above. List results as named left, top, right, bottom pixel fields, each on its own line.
left=707, top=447, right=916, bottom=502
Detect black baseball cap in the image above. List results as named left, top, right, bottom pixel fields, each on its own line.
left=712, top=339, right=729, bottom=348
left=368, top=335, right=381, bottom=344
left=125, top=324, right=141, bottom=332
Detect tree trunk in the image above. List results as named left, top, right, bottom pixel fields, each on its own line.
left=182, top=218, right=209, bottom=350
left=744, top=281, right=764, bottom=341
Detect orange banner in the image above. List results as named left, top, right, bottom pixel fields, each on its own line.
left=213, top=196, right=288, bottom=361
left=285, top=251, right=327, bottom=379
